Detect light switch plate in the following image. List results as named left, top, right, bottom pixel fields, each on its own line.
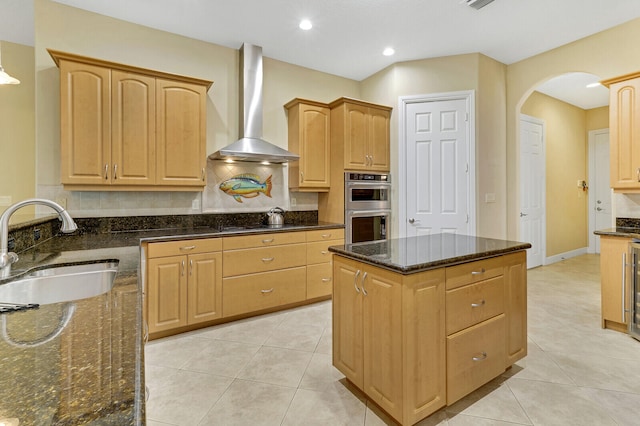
left=485, top=193, right=496, bottom=203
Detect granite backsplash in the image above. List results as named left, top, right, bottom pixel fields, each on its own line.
left=616, top=217, right=640, bottom=228
left=8, top=210, right=319, bottom=253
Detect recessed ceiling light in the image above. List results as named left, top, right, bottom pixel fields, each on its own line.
left=299, top=19, right=312, bottom=30
left=383, top=47, right=395, bottom=56
left=586, top=82, right=601, bottom=88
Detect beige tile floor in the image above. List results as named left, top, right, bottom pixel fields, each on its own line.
left=144, top=254, right=640, bottom=425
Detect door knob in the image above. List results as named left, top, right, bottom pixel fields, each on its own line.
left=596, top=207, right=603, bottom=211
left=520, top=212, right=528, bottom=217
left=409, top=218, right=415, bottom=224
left=597, top=200, right=602, bottom=204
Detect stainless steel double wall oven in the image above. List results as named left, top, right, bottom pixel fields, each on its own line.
left=344, top=172, right=391, bottom=244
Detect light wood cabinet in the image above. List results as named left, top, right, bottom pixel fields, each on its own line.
left=331, top=97, right=391, bottom=172
left=146, top=238, right=222, bottom=335
left=285, top=99, right=331, bottom=192
left=306, top=229, right=344, bottom=299
left=603, top=72, right=640, bottom=191
left=600, top=235, right=631, bottom=331
left=50, top=49, right=212, bottom=191
left=503, top=251, right=528, bottom=365
left=333, top=256, right=446, bottom=425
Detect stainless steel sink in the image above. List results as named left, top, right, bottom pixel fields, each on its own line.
left=0, top=261, right=118, bottom=305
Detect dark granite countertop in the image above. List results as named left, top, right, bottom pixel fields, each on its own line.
left=0, top=220, right=342, bottom=425
left=329, top=233, right=531, bottom=274
left=594, top=227, right=640, bottom=239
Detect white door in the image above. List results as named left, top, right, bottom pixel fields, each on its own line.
left=588, top=129, right=611, bottom=253
left=520, top=115, right=545, bottom=269
left=404, top=97, right=472, bottom=237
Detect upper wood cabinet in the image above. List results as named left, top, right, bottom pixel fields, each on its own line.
left=285, top=98, right=331, bottom=192
left=330, top=97, right=391, bottom=172
left=602, top=73, right=640, bottom=191
left=49, top=49, right=212, bottom=191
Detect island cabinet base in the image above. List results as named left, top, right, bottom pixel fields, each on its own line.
left=332, top=250, right=527, bottom=425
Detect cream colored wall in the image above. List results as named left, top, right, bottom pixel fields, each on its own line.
left=361, top=53, right=508, bottom=238
left=34, top=0, right=359, bottom=217
left=521, top=91, right=588, bottom=256
left=586, top=106, right=609, bottom=131
left=506, top=17, right=640, bottom=240
left=0, top=41, right=35, bottom=219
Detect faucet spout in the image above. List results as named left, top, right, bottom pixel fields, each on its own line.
left=0, top=198, right=77, bottom=272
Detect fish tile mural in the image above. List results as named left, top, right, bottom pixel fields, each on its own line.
left=203, top=161, right=289, bottom=213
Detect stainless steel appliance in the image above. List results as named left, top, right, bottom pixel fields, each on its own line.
left=345, top=172, right=391, bottom=244
left=629, top=242, right=640, bottom=339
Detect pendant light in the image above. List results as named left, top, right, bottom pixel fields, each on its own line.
left=0, top=42, right=20, bottom=85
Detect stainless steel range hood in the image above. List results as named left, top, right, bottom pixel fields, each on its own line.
left=209, top=44, right=299, bottom=163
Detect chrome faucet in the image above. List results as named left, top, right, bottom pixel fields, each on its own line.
left=0, top=198, right=77, bottom=274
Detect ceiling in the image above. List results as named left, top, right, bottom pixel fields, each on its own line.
left=3, top=0, right=639, bottom=108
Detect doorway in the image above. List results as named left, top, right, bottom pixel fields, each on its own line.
left=398, top=91, right=476, bottom=238
left=519, top=114, right=546, bottom=268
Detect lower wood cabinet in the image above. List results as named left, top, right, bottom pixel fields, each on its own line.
left=333, top=256, right=446, bottom=425
left=600, top=235, right=631, bottom=331
left=146, top=239, right=222, bottom=334
left=306, top=229, right=344, bottom=299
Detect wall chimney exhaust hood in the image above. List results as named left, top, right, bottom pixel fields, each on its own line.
left=209, top=44, right=299, bottom=163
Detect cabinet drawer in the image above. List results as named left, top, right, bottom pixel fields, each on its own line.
left=446, top=257, right=504, bottom=290
left=307, top=240, right=342, bottom=265
left=306, top=229, right=345, bottom=242
left=223, top=232, right=306, bottom=250
left=223, top=244, right=307, bottom=277
left=446, top=314, right=506, bottom=404
left=307, top=263, right=333, bottom=299
left=223, top=267, right=307, bottom=317
left=147, top=238, right=222, bottom=258
left=446, top=276, right=504, bottom=334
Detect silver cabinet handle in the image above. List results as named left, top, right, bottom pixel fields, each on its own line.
left=471, top=268, right=486, bottom=275
left=113, top=164, right=118, bottom=180
left=361, top=271, right=368, bottom=296
left=261, top=257, right=275, bottom=263
left=262, top=238, right=274, bottom=244
left=180, top=245, right=196, bottom=251
left=321, top=250, right=329, bottom=255
left=472, top=352, right=487, bottom=362
left=354, top=270, right=361, bottom=293
left=637, top=168, right=640, bottom=182
left=143, top=321, right=149, bottom=344
left=321, top=233, right=331, bottom=239
left=300, top=171, right=304, bottom=182
left=321, top=277, right=332, bottom=282
left=202, top=168, right=205, bottom=181
left=471, top=300, right=486, bottom=308
left=623, top=252, right=628, bottom=322
left=261, top=288, right=274, bottom=294
left=104, top=163, right=109, bottom=180
left=181, top=260, right=185, bottom=277
left=189, top=259, right=193, bottom=276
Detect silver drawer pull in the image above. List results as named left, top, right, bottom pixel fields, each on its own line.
left=471, top=268, right=486, bottom=275
left=471, top=300, right=486, bottom=308
left=321, top=233, right=331, bottom=239
left=321, top=277, right=332, bottom=282
left=321, top=251, right=329, bottom=255
left=262, top=238, right=274, bottom=244
left=354, top=270, right=361, bottom=293
left=180, top=245, right=196, bottom=251
left=472, top=352, right=487, bottom=362
left=261, top=257, right=275, bottom=263
left=261, top=288, right=274, bottom=294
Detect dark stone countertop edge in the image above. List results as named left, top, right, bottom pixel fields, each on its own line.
left=594, top=227, right=640, bottom=239
left=329, top=242, right=532, bottom=274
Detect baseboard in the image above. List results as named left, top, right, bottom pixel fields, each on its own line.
left=545, top=247, right=588, bottom=265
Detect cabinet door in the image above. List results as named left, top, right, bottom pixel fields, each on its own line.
left=344, top=103, right=369, bottom=170
left=60, top=60, right=111, bottom=185
left=610, top=78, right=640, bottom=190
left=112, top=70, right=156, bottom=185
left=368, top=107, right=391, bottom=171
left=187, top=252, right=223, bottom=325
left=332, top=257, right=364, bottom=387
left=299, top=103, right=331, bottom=188
left=156, top=79, right=207, bottom=186
left=601, top=236, right=631, bottom=328
left=147, top=255, right=188, bottom=333
left=362, top=266, right=403, bottom=420
left=503, top=251, right=527, bottom=366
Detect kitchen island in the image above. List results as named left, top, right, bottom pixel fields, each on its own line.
left=0, top=218, right=341, bottom=425
left=329, top=233, right=531, bottom=425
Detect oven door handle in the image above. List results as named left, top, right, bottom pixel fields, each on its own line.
left=347, top=209, right=392, bottom=218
